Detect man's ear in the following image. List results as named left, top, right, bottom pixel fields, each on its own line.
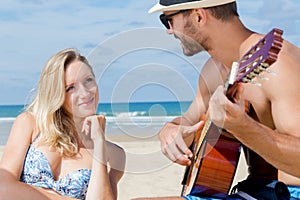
left=194, top=8, right=207, bottom=27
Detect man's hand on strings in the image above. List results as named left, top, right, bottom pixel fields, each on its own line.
left=209, top=83, right=247, bottom=133
left=159, top=121, right=204, bottom=166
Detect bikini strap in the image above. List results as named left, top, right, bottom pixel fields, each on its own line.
left=31, top=133, right=41, bottom=144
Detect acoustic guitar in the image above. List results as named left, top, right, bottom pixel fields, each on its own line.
left=181, top=28, right=284, bottom=199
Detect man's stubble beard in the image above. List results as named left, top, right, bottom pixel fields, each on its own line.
left=176, top=20, right=210, bottom=56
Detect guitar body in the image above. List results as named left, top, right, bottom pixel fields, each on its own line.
left=181, top=28, right=284, bottom=198
left=182, top=121, right=241, bottom=198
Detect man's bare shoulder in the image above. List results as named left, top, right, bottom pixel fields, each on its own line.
left=269, top=39, right=300, bottom=80
left=201, top=57, right=225, bottom=73
left=199, top=57, right=228, bottom=91
left=280, top=39, right=300, bottom=62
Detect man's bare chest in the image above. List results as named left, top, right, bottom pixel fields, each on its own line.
left=243, top=84, right=275, bottom=129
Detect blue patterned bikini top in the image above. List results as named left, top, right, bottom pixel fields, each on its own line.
left=20, top=136, right=92, bottom=199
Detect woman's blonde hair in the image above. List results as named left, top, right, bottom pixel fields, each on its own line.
left=26, top=48, right=95, bottom=157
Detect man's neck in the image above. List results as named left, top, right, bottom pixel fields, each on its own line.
left=206, top=17, right=254, bottom=68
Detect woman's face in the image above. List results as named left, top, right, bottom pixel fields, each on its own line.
left=63, top=60, right=99, bottom=121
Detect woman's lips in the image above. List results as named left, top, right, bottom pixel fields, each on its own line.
left=79, top=98, right=94, bottom=106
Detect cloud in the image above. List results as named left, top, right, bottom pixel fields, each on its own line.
left=239, top=0, right=300, bottom=38
left=0, top=0, right=299, bottom=104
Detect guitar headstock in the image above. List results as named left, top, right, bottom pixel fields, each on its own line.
left=226, top=28, right=283, bottom=101
left=236, top=28, right=284, bottom=84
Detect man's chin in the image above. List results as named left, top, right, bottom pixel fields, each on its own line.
left=183, top=49, right=196, bottom=56
left=181, top=44, right=198, bottom=56
left=183, top=47, right=204, bottom=56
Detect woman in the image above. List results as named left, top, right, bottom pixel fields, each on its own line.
left=0, top=48, right=125, bottom=199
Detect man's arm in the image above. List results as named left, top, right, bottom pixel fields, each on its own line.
left=208, top=42, right=300, bottom=179
left=247, top=44, right=300, bottom=178
left=158, top=58, right=224, bottom=166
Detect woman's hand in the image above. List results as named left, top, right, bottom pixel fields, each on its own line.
left=83, top=115, right=117, bottom=200
left=82, top=115, right=106, bottom=141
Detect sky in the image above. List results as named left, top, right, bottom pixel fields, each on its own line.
left=0, top=0, right=299, bottom=105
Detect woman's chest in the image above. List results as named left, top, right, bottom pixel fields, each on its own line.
left=21, top=145, right=92, bottom=199
left=32, top=145, right=93, bottom=180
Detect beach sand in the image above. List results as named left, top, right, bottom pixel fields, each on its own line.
left=111, top=138, right=248, bottom=199
left=0, top=140, right=248, bottom=200
left=0, top=119, right=248, bottom=200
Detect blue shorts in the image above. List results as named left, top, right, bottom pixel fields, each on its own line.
left=182, top=195, right=241, bottom=200
left=183, top=196, right=219, bottom=200
left=183, top=185, right=300, bottom=200
left=288, top=185, right=300, bottom=199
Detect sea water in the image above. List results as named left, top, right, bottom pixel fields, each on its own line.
left=0, top=101, right=191, bottom=145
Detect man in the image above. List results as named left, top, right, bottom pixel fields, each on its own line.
left=135, top=0, right=300, bottom=199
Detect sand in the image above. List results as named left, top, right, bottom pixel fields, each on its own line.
left=0, top=139, right=248, bottom=200
left=0, top=118, right=248, bottom=200
left=115, top=140, right=248, bottom=199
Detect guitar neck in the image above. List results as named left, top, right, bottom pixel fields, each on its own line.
left=193, top=62, right=239, bottom=162
left=224, top=62, right=240, bottom=102
left=194, top=119, right=212, bottom=158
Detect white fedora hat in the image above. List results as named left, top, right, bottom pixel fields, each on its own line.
left=148, top=0, right=236, bottom=13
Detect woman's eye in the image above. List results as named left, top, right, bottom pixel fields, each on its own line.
left=85, top=77, right=96, bottom=86
left=86, top=77, right=93, bottom=82
left=66, top=86, right=75, bottom=92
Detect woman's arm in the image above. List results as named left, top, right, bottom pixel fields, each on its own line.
left=106, top=141, right=125, bottom=197
left=83, top=115, right=117, bottom=200
left=0, top=112, right=76, bottom=200
left=0, top=168, right=76, bottom=200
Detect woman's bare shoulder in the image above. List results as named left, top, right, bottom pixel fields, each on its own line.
left=11, top=112, right=37, bottom=141
left=15, top=112, right=35, bottom=122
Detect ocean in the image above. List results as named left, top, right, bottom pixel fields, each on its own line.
left=0, top=101, right=191, bottom=145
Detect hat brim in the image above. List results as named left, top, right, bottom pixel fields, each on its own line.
left=148, top=0, right=236, bottom=13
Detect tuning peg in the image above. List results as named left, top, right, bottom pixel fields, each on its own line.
left=258, top=75, right=269, bottom=81
left=242, top=77, right=250, bottom=83
left=260, top=63, right=270, bottom=68
left=250, top=80, right=262, bottom=87
left=247, top=72, right=257, bottom=79
left=265, top=69, right=277, bottom=76
left=254, top=67, right=263, bottom=74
